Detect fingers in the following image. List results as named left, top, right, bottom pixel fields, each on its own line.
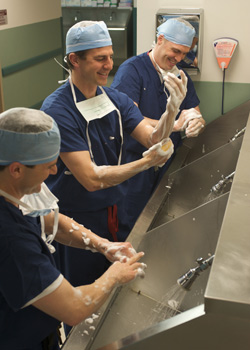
left=128, top=252, right=145, bottom=264
left=181, top=108, right=203, bottom=130
left=179, top=70, right=188, bottom=93
left=103, top=242, right=138, bottom=263
left=163, top=72, right=187, bottom=112
left=129, top=259, right=147, bottom=279
left=113, top=252, right=147, bottom=284
left=164, top=71, right=187, bottom=97
left=186, top=119, right=204, bottom=137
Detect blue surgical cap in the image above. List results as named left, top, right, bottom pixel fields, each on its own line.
left=0, top=108, right=61, bottom=165
left=157, top=18, right=195, bottom=47
left=66, top=21, right=112, bottom=54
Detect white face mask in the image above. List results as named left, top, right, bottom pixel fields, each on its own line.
left=20, top=182, right=58, bottom=217
left=69, top=76, right=123, bottom=165
left=0, top=183, right=59, bottom=254
left=75, top=90, right=117, bottom=122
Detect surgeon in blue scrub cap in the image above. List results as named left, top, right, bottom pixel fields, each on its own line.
left=41, top=18, right=185, bottom=313
left=111, top=17, right=206, bottom=233
left=0, top=107, right=145, bottom=350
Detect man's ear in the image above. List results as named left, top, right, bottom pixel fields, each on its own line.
left=69, top=53, right=79, bottom=68
left=157, top=34, right=165, bottom=45
left=8, top=162, right=24, bottom=179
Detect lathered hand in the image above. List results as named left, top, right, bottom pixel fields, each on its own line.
left=163, top=70, right=187, bottom=112
left=174, top=108, right=204, bottom=138
left=143, top=138, right=174, bottom=168
left=151, top=70, right=187, bottom=142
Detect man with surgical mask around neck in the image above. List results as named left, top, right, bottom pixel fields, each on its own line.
left=41, top=21, right=187, bottom=293
left=0, top=107, right=146, bottom=350
left=111, top=18, right=206, bottom=231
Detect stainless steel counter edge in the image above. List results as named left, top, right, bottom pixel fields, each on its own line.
left=205, top=112, right=250, bottom=317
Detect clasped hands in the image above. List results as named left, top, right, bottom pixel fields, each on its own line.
left=174, top=108, right=204, bottom=137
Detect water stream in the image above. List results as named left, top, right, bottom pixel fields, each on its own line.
left=147, top=283, right=187, bottom=326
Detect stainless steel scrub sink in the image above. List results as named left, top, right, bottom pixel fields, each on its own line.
left=62, top=102, right=250, bottom=350
left=150, top=135, right=242, bottom=229
left=62, top=193, right=228, bottom=350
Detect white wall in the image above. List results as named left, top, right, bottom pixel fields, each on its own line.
left=0, top=0, right=61, bottom=29
left=137, top=0, right=250, bottom=84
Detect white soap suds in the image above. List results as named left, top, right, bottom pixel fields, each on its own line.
left=84, top=295, right=92, bottom=306
left=82, top=232, right=91, bottom=246
left=85, top=318, right=94, bottom=325
left=137, top=268, right=145, bottom=278
left=129, top=247, right=137, bottom=255
left=71, top=223, right=79, bottom=230
left=85, top=246, right=98, bottom=253
left=74, top=288, right=83, bottom=298
left=91, top=163, right=110, bottom=179
left=104, top=243, right=133, bottom=262
left=136, top=263, right=147, bottom=278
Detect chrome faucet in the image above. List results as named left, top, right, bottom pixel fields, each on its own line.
left=177, top=255, right=214, bottom=290
left=211, top=171, right=235, bottom=194
left=229, top=127, right=246, bottom=142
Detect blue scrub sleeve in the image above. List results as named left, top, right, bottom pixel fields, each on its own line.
left=0, top=225, right=61, bottom=311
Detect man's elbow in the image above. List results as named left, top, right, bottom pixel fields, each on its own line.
left=84, top=179, right=106, bottom=192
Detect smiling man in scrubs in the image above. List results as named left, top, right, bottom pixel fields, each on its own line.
left=111, top=18, right=206, bottom=232
left=41, top=20, right=187, bottom=295
left=0, top=107, right=146, bottom=350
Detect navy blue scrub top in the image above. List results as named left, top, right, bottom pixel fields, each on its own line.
left=0, top=197, right=61, bottom=349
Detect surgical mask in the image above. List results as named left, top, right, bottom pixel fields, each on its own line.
left=69, top=74, right=123, bottom=165
left=151, top=49, right=180, bottom=97
left=20, top=182, right=58, bottom=217
left=0, top=183, right=59, bottom=253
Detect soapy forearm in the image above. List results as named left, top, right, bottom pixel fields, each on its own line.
left=46, top=213, right=141, bottom=263
left=46, top=213, right=101, bottom=250
left=151, top=70, right=187, bottom=144
left=150, top=99, right=177, bottom=143
left=90, top=153, right=167, bottom=190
